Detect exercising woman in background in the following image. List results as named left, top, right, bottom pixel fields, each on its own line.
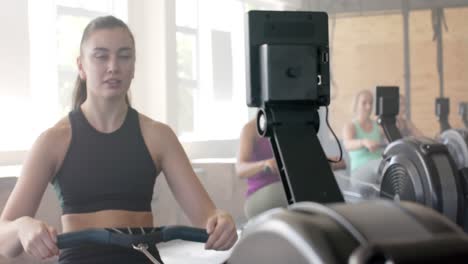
left=236, top=118, right=288, bottom=220
left=237, top=118, right=345, bottom=219
left=343, top=90, right=385, bottom=185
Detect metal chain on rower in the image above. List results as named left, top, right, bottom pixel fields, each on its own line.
left=132, top=243, right=162, bottom=264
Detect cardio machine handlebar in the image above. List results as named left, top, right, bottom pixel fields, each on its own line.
left=57, top=225, right=209, bottom=249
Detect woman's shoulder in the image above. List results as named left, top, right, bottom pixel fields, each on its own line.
left=136, top=113, right=179, bottom=160
left=241, top=119, right=257, bottom=135
left=137, top=112, right=172, bottom=134
left=136, top=112, right=178, bottom=151
left=343, top=120, right=357, bottom=131
left=29, top=116, right=71, bottom=168
left=39, top=116, right=71, bottom=145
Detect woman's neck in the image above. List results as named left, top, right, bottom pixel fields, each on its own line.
left=357, top=115, right=371, bottom=124
left=80, top=99, right=128, bottom=133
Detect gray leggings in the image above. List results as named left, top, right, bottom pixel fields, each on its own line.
left=244, top=181, right=288, bottom=220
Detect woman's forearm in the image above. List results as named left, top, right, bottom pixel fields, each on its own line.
left=235, top=160, right=267, bottom=179
left=343, top=138, right=364, bottom=151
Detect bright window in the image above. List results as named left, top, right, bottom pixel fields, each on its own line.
left=174, top=0, right=297, bottom=141
left=0, top=0, right=126, bottom=157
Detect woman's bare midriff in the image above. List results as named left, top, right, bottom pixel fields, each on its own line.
left=61, top=210, right=155, bottom=233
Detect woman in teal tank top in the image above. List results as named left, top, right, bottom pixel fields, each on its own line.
left=343, top=90, right=385, bottom=184
left=349, top=121, right=382, bottom=171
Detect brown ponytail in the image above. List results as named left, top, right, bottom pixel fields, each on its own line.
left=72, top=76, right=86, bottom=111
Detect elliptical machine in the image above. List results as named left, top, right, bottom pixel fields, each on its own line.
left=227, top=11, right=468, bottom=264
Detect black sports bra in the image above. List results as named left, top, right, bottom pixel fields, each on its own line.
left=52, top=107, right=158, bottom=214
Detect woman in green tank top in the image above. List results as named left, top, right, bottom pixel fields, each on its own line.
left=342, top=90, right=385, bottom=184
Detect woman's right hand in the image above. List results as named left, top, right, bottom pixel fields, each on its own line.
left=264, top=158, right=279, bottom=174
left=16, top=216, right=59, bottom=260
left=361, top=139, right=381, bottom=153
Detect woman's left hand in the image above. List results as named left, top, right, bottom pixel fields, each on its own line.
left=205, top=210, right=238, bottom=250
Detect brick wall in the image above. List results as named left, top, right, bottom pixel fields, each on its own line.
left=329, top=8, right=468, bottom=137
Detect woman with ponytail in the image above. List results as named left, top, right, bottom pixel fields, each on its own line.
left=0, top=15, right=237, bottom=264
